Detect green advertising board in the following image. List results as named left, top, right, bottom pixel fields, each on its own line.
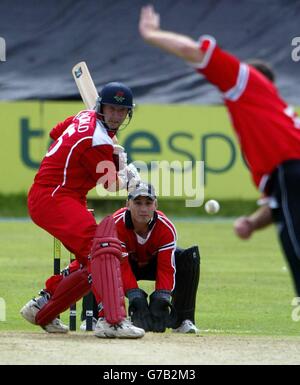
left=1, top=101, right=293, bottom=201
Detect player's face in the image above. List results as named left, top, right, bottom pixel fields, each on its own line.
left=128, top=196, right=157, bottom=225
left=102, top=104, right=128, bottom=131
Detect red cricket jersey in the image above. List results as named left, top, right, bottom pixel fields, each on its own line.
left=34, top=110, right=118, bottom=197
left=192, top=35, right=300, bottom=190
left=113, top=208, right=177, bottom=293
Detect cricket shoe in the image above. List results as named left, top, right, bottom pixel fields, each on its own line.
left=20, top=297, right=69, bottom=334
left=172, top=320, right=199, bottom=334
left=94, top=318, right=145, bottom=339
left=42, top=318, right=69, bottom=334
left=80, top=317, right=98, bottom=332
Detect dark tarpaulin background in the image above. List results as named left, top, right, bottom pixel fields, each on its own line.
left=0, top=0, right=299, bottom=104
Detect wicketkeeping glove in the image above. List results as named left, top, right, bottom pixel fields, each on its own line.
left=127, top=288, right=152, bottom=332
left=149, top=290, right=177, bottom=333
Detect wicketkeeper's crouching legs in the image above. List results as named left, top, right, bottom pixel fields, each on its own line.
left=127, top=245, right=200, bottom=333
left=172, top=246, right=200, bottom=331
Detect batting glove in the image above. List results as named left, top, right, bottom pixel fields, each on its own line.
left=113, top=145, right=128, bottom=171
left=118, top=163, right=141, bottom=190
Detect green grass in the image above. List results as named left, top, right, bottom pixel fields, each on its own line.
left=0, top=218, right=298, bottom=336
left=0, top=193, right=258, bottom=217
left=0, top=194, right=29, bottom=217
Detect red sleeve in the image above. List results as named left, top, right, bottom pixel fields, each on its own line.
left=117, top=229, right=139, bottom=292
left=49, top=116, right=75, bottom=140
left=195, top=35, right=240, bottom=93
left=120, top=257, right=139, bottom=293
left=156, top=228, right=177, bottom=292
left=156, top=249, right=176, bottom=292
left=79, top=145, right=118, bottom=186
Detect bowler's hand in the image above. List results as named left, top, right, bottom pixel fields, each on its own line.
left=139, top=5, right=160, bottom=40
left=234, top=217, right=254, bottom=240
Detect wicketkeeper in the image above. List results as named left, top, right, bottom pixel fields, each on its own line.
left=20, top=82, right=144, bottom=338
left=115, top=182, right=200, bottom=333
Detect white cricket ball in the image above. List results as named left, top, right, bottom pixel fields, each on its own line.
left=204, top=200, right=220, bottom=214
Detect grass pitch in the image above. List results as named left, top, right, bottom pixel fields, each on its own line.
left=0, top=218, right=298, bottom=337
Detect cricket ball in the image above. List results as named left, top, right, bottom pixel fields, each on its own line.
left=204, top=200, right=220, bottom=214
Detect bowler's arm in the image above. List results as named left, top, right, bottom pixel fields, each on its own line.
left=139, top=5, right=203, bottom=64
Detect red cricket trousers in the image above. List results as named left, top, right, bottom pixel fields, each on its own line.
left=28, top=183, right=97, bottom=295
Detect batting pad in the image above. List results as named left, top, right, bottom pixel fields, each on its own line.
left=36, top=267, right=91, bottom=326
left=91, top=216, right=126, bottom=324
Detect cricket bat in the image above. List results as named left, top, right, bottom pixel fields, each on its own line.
left=72, top=61, right=118, bottom=144
left=72, top=61, right=99, bottom=109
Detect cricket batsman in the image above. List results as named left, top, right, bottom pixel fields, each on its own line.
left=20, top=82, right=145, bottom=338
